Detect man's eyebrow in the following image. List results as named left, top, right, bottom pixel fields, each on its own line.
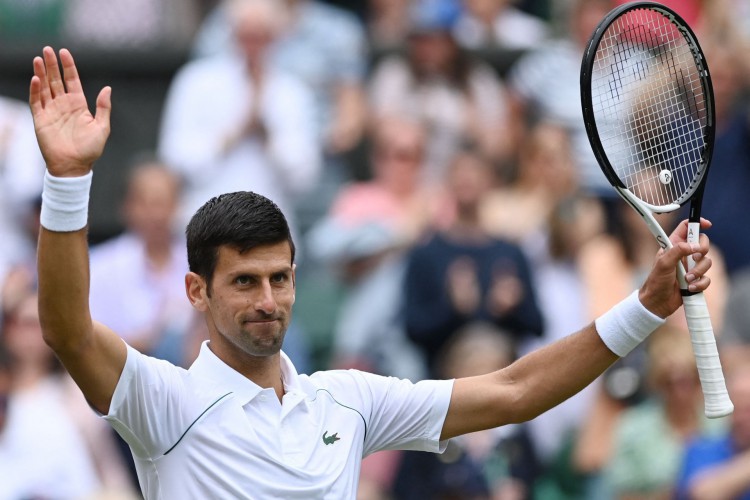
left=229, top=265, right=293, bottom=277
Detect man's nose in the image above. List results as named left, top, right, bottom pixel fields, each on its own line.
left=254, top=281, right=277, bottom=314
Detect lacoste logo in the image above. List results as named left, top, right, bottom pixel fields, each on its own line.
left=322, top=431, right=340, bottom=445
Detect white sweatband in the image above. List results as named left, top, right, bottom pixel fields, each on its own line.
left=595, top=290, right=666, bottom=357
left=40, top=170, right=93, bottom=232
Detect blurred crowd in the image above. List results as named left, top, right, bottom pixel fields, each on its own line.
left=2, top=0, right=750, bottom=498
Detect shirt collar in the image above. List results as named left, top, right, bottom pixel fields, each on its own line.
left=189, top=341, right=302, bottom=406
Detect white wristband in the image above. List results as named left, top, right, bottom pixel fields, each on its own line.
left=40, top=170, right=93, bottom=232
left=595, top=290, right=666, bottom=357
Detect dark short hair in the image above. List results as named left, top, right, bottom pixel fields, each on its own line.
left=186, top=192, right=295, bottom=290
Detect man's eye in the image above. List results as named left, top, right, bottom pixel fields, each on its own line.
left=271, top=274, right=287, bottom=283
left=235, top=276, right=251, bottom=285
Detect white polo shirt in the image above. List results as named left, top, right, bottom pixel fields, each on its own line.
left=104, top=342, right=454, bottom=499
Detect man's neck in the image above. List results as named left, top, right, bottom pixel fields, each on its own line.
left=207, top=341, right=285, bottom=402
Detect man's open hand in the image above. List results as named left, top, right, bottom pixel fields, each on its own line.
left=29, top=47, right=111, bottom=177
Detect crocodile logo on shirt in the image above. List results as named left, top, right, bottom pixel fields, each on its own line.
left=322, top=431, right=341, bottom=445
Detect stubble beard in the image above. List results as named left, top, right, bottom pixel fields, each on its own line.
left=236, top=317, right=288, bottom=358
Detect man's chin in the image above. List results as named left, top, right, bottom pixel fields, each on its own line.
left=254, top=334, right=284, bottom=351
left=246, top=334, right=286, bottom=357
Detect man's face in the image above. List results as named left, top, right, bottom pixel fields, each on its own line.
left=409, top=32, right=456, bottom=75
left=187, top=242, right=295, bottom=365
left=373, top=123, right=425, bottom=193
left=124, top=168, right=179, bottom=246
left=233, top=13, right=277, bottom=66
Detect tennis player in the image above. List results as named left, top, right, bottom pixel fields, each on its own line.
left=30, top=47, right=714, bottom=499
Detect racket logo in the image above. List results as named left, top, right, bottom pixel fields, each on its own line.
left=655, top=234, right=668, bottom=249
left=658, top=169, right=672, bottom=184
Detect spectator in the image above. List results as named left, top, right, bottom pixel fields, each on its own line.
left=604, top=324, right=726, bottom=500
left=479, top=120, right=579, bottom=254
left=191, top=0, right=370, bottom=233
left=365, top=0, right=413, bottom=54
left=391, top=323, right=502, bottom=500
left=403, top=144, right=543, bottom=376
left=506, top=0, right=615, bottom=197
left=721, top=267, right=750, bottom=351
left=436, top=321, right=539, bottom=499
left=675, top=357, right=750, bottom=500
left=0, top=96, right=46, bottom=310
left=158, top=0, right=321, bottom=244
left=679, top=34, right=750, bottom=276
left=453, top=0, right=550, bottom=52
left=390, top=321, right=541, bottom=500
left=392, top=439, right=491, bottom=500
left=0, top=199, right=40, bottom=326
left=0, top=292, right=136, bottom=499
left=88, top=160, right=200, bottom=367
left=369, top=0, right=511, bottom=181
left=307, top=116, right=438, bottom=380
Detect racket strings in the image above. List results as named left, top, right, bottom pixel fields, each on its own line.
left=627, top=74, right=703, bottom=196
left=590, top=8, right=708, bottom=207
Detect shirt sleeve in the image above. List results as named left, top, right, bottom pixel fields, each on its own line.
left=347, top=371, right=454, bottom=456
left=103, top=343, right=190, bottom=460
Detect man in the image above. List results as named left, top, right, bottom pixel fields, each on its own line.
left=403, top=145, right=543, bottom=377
left=158, top=0, right=321, bottom=240
left=0, top=94, right=46, bottom=305
left=29, top=47, right=715, bottom=499
left=507, top=0, right=616, bottom=197
left=191, top=0, right=368, bottom=156
left=190, top=0, right=368, bottom=233
left=88, top=161, right=197, bottom=366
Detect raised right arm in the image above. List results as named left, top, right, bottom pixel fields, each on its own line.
left=31, top=47, right=126, bottom=415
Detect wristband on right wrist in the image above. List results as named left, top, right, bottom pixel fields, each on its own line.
left=595, top=289, right=666, bottom=357
left=40, top=169, right=93, bottom=232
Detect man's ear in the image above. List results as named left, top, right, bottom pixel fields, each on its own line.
left=185, top=272, right=208, bottom=311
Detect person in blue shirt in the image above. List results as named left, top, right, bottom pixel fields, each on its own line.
left=676, top=361, right=750, bottom=500
left=403, top=145, right=544, bottom=376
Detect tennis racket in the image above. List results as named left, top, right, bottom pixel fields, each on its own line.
left=580, top=1, right=733, bottom=417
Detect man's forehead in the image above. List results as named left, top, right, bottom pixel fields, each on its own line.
left=215, top=242, right=293, bottom=272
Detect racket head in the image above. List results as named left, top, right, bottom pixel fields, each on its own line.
left=580, top=1, right=715, bottom=212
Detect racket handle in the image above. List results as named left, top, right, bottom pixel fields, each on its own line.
left=686, top=221, right=700, bottom=269
left=683, top=293, right=734, bottom=418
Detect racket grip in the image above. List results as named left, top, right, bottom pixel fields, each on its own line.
left=686, top=221, right=700, bottom=270
left=683, top=293, right=734, bottom=418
